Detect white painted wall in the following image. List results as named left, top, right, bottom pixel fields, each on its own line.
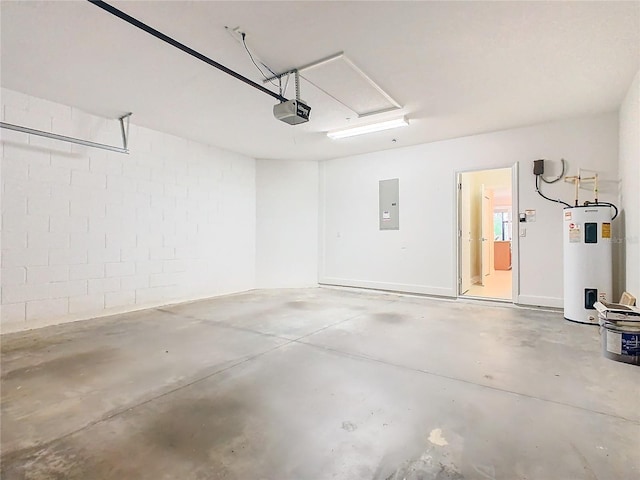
left=619, top=70, right=640, bottom=298
left=0, top=87, right=628, bottom=332
left=319, top=113, right=619, bottom=307
left=255, top=160, right=318, bottom=288
left=1, top=88, right=256, bottom=333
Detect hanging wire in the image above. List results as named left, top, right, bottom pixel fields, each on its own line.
left=540, top=158, right=567, bottom=184
left=533, top=158, right=618, bottom=219
left=584, top=201, right=619, bottom=220
left=282, top=73, right=291, bottom=97
left=241, top=33, right=280, bottom=92
left=535, top=174, right=571, bottom=208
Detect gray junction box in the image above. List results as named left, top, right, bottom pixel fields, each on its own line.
left=379, top=178, right=399, bottom=230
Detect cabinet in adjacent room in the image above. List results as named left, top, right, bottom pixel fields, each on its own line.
left=494, top=241, right=511, bottom=270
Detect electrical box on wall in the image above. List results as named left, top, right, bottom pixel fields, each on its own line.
left=379, top=178, right=399, bottom=230
left=533, top=159, right=544, bottom=175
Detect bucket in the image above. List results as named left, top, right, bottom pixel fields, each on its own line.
left=599, top=318, right=640, bottom=365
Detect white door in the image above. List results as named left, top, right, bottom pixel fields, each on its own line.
left=459, top=177, right=471, bottom=294
left=480, top=185, right=494, bottom=285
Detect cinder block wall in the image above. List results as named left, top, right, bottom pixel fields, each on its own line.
left=1, top=89, right=256, bottom=332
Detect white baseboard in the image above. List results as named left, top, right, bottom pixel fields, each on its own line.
left=0, top=288, right=256, bottom=335
left=319, top=277, right=454, bottom=297
left=516, top=295, right=563, bottom=309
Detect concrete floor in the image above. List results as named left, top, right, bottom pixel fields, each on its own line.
left=1, top=288, right=638, bottom=480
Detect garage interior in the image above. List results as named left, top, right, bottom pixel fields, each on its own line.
left=1, top=1, right=639, bottom=479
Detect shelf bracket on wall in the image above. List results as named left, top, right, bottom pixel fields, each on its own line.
left=119, top=112, right=132, bottom=151
left=0, top=112, right=133, bottom=154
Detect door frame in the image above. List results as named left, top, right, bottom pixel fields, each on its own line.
left=455, top=163, right=519, bottom=303
left=459, top=173, right=472, bottom=294
left=480, top=183, right=495, bottom=285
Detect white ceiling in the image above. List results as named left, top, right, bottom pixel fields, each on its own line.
left=1, top=1, right=638, bottom=161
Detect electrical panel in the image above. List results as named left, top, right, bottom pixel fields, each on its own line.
left=379, top=179, right=399, bottom=230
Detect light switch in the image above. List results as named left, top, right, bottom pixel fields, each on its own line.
left=520, top=228, right=526, bottom=237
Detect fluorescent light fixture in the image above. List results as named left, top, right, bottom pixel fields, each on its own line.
left=327, top=117, right=409, bottom=139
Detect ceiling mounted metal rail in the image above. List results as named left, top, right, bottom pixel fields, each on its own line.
left=88, top=0, right=288, bottom=103
left=0, top=113, right=132, bottom=154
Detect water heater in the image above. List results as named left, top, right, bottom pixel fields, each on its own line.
left=563, top=206, right=613, bottom=324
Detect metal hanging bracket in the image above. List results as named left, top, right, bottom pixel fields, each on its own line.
left=294, top=70, right=301, bottom=101
left=119, top=112, right=132, bottom=151
left=0, top=113, right=133, bottom=154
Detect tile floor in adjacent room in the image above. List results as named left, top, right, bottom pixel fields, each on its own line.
left=464, top=270, right=513, bottom=300
left=1, top=287, right=638, bottom=479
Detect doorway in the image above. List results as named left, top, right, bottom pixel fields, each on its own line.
left=458, top=167, right=514, bottom=301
